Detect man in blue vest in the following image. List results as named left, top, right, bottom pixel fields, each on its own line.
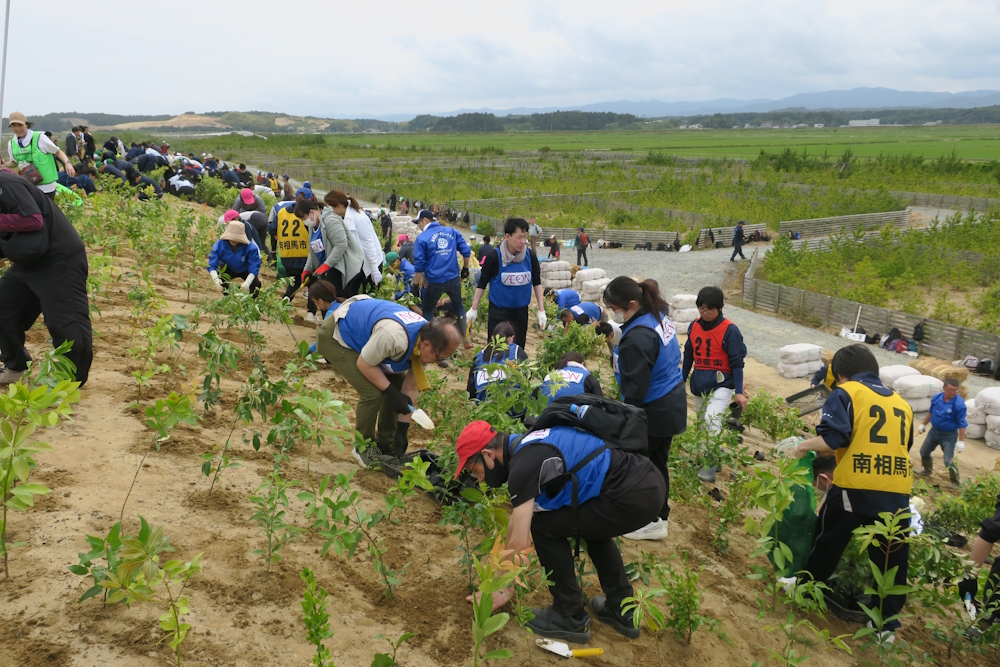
left=469, top=217, right=546, bottom=348
left=412, top=210, right=472, bottom=346
left=317, top=295, right=462, bottom=469
left=454, top=420, right=664, bottom=643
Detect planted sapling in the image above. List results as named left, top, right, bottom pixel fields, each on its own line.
left=249, top=467, right=303, bottom=571
left=300, top=567, right=336, bottom=667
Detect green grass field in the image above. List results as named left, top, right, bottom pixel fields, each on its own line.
left=316, top=125, right=1000, bottom=160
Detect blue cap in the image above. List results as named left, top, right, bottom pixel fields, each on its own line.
left=416, top=209, right=436, bottom=222
left=303, top=181, right=311, bottom=188
left=295, top=187, right=315, bottom=201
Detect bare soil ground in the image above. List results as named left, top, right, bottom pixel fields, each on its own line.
left=1, top=230, right=998, bottom=667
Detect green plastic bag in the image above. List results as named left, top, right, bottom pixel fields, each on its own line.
left=275, top=251, right=286, bottom=280
left=770, top=450, right=818, bottom=576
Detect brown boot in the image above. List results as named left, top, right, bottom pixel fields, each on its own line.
left=914, top=457, right=933, bottom=477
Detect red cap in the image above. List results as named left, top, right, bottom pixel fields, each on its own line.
left=454, top=421, right=496, bottom=479
left=224, top=209, right=240, bottom=222
left=240, top=188, right=255, bottom=205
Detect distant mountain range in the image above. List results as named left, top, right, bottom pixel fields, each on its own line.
left=421, top=87, right=1000, bottom=121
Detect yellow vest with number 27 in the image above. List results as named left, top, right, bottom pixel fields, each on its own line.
left=832, top=381, right=913, bottom=495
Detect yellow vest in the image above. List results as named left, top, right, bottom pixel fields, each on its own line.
left=832, top=381, right=913, bottom=494
left=823, top=366, right=837, bottom=390
left=276, top=206, right=309, bottom=258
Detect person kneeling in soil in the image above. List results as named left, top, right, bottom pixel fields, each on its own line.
left=681, top=286, right=747, bottom=483
left=539, top=351, right=604, bottom=400
left=466, top=322, right=527, bottom=403
left=793, top=344, right=914, bottom=642
left=915, top=378, right=967, bottom=487
left=317, top=295, right=461, bottom=468
left=207, top=221, right=262, bottom=296
left=454, top=420, right=664, bottom=642
left=558, top=301, right=604, bottom=331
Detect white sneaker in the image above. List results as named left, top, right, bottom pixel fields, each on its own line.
left=305, top=312, right=317, bottom=324
left=0, top=368, right=26, bottom=385
left=622, top=518, right=668, bottom=541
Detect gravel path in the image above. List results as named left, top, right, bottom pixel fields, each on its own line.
left=585, top=245, right=1000, bottom=396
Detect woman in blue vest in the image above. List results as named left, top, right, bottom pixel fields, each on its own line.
left=558, top=301, right=604, bottom=331
left=316, top=296, right=462, bottom=469
left=603, top=277, right=686, bottom=541
left=468, top=218, right=546, bottom=348
left=540, top=352, right=604, bottom=400
left=454, top=420, right=665, bottom=643
left=465, top=322, right=528, bottom=402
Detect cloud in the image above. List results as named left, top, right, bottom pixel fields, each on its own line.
left=6, top=0, right=1000, bottom=118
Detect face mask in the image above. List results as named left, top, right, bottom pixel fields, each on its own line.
left=482, top=439, right=510, bottom=488
left=611, top=310, right=625, bottom=324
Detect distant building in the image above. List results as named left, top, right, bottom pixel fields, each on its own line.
left=923, top=120, right=943, bottom=126
left=792, top=123, right=809, bottom=128
left=760, top=121, right=773, bottom=129
left=814, top=123, right=824, bottom=128
left=848, top=118, right=880, bottom=127
left=687, top=124, right=703, bottom=129
left=679, top=125, right=688, bottom=129
left=744, top=123, right=754, bottom=129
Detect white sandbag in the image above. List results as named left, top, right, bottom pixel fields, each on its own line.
left=572, top=268, right=607, bottom=290
left=974, top=387, right=1000, bottom=416
left=987, top=415, right=1000, bottom=435
left=894, top=375, right=943, bottom=400
left=987, top=429, right=1000, bottom=451
left=906, top=397, right=932, bottom=413
left=671, top=307, right=699, bottom=324
left=542, top=279, right=572, bottom=289
left=806, top=360, right=824, bottom=373
left=671, top=294, right=697, bottom=310
left=542, top=270, right=572, bottom=281
left=540, top=260, right=570, bottom=273
left=580, top=278, right=611, bottom=295
left=966, top=423, right=986, bottom=440
left=779, top=343, right=824, bottom=364
left=966, top=398, right=988, bottom=425
left=879, top=365, right=921, bottom=390
left=778, top=361, right=811, bottom=379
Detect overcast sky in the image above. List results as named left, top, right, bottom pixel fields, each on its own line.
left=6, top=0, right=999, bottom=119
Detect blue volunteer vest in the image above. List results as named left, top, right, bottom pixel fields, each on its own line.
left=511, top=426, right=611, bottom=511
left=309, top=225, right=326, bottom=264
left=472, top=344, right=522, bottom=402
left=540, top=366, right=592, bottom=400
left=613, top=311, right=683, bottom=404
left=489, top=248, right=533, bottom=309
left=337, top=299, right=428, bottom=373
left=555, top=289, right=581, bottom=310
left=570, top=302, right=601, bottom=323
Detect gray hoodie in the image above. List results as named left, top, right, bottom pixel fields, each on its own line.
left=305, top=208, right=364, bottom=282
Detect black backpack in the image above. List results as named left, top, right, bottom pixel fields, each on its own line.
left=913, top=320, right=925, bottom=342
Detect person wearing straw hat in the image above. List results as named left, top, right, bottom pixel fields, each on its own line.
left=207, top=221, right=262, bottom=295
left=6, top=112, right=76, bottom=198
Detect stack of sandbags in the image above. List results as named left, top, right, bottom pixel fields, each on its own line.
left=540, top=260, right=572, bottom=289
left=572, top=268, right=606, bottom=291
left=894, top=375, right=944, bottom=413
left=965, top=398, right=988, bottom=440
left=974, top=387, right=1000, bottom=450
left=909, top=358, right=970, bottom=384
left=391, top=217, right=420, bottom=239
left=879, top=365, right=921, bottom=390
left=580, top=278, right=611, bottom=302
left=778, top=344, right=825, bottom=379
left=670, top=294, right=699, bottom=325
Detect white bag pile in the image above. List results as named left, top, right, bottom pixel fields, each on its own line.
left=777, top=344, right=825, bottom=378
left=964, top=398, right=987, bottom=440
left=894, top=375, right=944, bottom=413
left=392, top=218, right=421, bottom=239
left=580, top=278, right=611, bottom=302
left=572, top=268, right=607, bottom=291
left=670, top=294, right=699, bottom=325
left=967, top=423, right=987, bottom=440
left=540, top=260, right=572, bottom=289
left=974, top=387, right=1000, bottom=450
left=879, top=365, right=921, bottom=390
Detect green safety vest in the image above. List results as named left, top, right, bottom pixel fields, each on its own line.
left=10, top=132, right=58, bottom=185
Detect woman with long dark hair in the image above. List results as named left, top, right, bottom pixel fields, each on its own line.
left=603, top=277, right=686, bottom=541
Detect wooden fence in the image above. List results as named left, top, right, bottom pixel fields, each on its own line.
left=778, top=211, right=909, bottom=238
left=742, top=248, right=1000, bottom=362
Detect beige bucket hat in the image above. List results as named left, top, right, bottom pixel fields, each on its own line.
left=221, top=221, right=249, bottom=244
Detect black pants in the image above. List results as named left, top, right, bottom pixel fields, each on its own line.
left=647, top=434, right=673, bottom=520
left=220, top=268, right=261, bottom=296
left=981, top=555, right=1000, bottom=621
left=730, top=242, right=745, bottom=260
left=531, top=466, right=665, bottom=619
left=804, top=489, right=910, bottom=630
left=488, top=303, right=529, bottom=348
left=577, top=247, right=588, bottom=266
left=282, top=271, right=304, bottom=303
left=0, top=249, right=93, bottom=385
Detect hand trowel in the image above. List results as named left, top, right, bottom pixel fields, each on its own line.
left=536, top=638, right=604, bottom=658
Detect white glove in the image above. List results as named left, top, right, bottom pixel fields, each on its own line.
left=467, top=309, right=477, bottom=327
left=209, top=270, right=224, bottom=291
left=956, top=440, right=965, bottom=453
left=241, top=273, right=255, bottom=292
left=918, top=424, right=927, bottom=434
left=537, top=311, right=547, bottom=330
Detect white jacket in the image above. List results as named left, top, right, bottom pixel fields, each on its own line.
left=344, top=206, right=384, bottom=284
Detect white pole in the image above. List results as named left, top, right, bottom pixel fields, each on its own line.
left=0, top=0, right=11, bottom=154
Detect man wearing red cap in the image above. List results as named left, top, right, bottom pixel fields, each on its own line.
left=454, top=419, right=665, bottom=643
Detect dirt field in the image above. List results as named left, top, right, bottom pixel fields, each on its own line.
left=1, top=205, right=998, bottom=667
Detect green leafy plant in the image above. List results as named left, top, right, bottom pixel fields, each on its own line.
left=743, top=390, right=808, bottom=442
left=471, top=546, right=521, bottom=666
left=371, top=632, right=414, bottom=667
left=300, top=567, right=336, bottom=667
left=69, top=522, right=127, bottom=603
left=249, top=467, right=304, bottom=571
left=536, top=321, right=604, bottom=368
